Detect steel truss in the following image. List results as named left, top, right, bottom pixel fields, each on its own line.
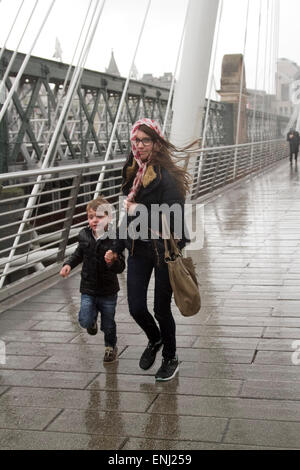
left=246, top=109, right=289, bottom=143
left=1, top=49, right=235, bottom=172
left=0, top=50, right=170, bottom=170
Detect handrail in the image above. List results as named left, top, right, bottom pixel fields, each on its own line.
left=0, top=138, right=288, bottom=301
left=0, top=139, right=285, bottom=181
left=0, top=158, right=127, bottom=182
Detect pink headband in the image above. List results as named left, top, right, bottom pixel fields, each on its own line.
left=130, top=118, right=164, bottom=159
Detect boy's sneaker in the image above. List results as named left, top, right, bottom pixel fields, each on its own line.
left=87, top=321, right=98, bottom=336
left=139, top=339, right=163, bottom=370
left=155, top=356, right=179, bottom=382
left=103, top=346, right=118, bottom=363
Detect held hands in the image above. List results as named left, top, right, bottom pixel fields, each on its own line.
left=60, top=253, right=117, bottom=277
left=104, top=250, right=117, bottom=265
left=60, top=264, right=71, bottom=278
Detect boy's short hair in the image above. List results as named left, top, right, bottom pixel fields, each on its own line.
left=86, top=196, right=109, bottom=214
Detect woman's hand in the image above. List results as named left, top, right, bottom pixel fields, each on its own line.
left=124, top=199, right=138, bottom=216
left=104, top=250, right=117, bottom=265
left=60, top=265, right=71, bottom=278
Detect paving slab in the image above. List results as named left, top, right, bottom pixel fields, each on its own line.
left=257, top=338, right=299, bottom=351
left=88, top=374, right=242, bottom=397
left=122, top=438, right=285, bottom=450
left=0, top=369, right=98, bottom=389
left=149, top=394, right=300, bottom=422
left=0, top=405, right=61, bottom=431
left=0, top=355, right=46, bottom=370
left=206, top=315, right=300, bottom=328
left=0, top=330, right=80, bottom=343
left=253, top=350, right=296, bottom=365
left=240, top=379, right=300, bottom=400
left=47, top=409, right=228, bottom=443
left=0, top=429, right=125, bottom=450
left=0, top=387, right=9, bottom=397
left=193, top=336, right=259, bottom=350
left=224, top=419, right=300, bottom=448
left=0, top=387, right=157, bottom=413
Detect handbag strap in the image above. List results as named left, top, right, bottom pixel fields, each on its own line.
left=161, top=213, right=181, bottom=259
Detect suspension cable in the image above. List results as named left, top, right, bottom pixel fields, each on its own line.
left=275, top=0, right=280, bottom=95
left=267, top=0, right=274, bottom=137
left=41, top=0, right=105, bottom=169
left=39, top=0, right=94, bottom=167
left=250, top=0, right=263, bottom=167
left=201, top=0, right=223, bottom=149
left=233, top=0, right=250, bottom=178
left=0, top=0, right=25, bottom=64
left=0, top=0, right=56, bottom=123
left=94, top=0, right=152, bottom=198
left=260, top=0, right=270, bottom=141
left=0, top=0, right=39, bottom=98
left=193, top=0, right=224, bottom=197
left=162, top=3, right=189, bottom=135
left=273, top=0, right=278, bottom=130
left=47, top=0, right=104, bottom=166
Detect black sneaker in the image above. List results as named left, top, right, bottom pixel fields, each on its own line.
left=155, top=356, right=179, bottom=382
left=87, top=321, right=98, bottom=336
left=139, top=339, right=163, bottom=370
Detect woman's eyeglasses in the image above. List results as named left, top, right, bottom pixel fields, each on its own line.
left=134, top=138, right=153, bottom=146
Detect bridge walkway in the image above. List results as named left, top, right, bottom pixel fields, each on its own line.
left=1, top=158, right=300, bottom=449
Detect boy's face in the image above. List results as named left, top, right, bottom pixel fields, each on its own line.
left=87, top=208, right=109, bottom=236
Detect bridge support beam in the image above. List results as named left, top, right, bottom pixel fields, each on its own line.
left=170, top=0, right=220, bottom=147
left=0, top=104, right=8, bottom=174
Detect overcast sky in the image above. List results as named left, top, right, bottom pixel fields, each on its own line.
left=0, top=0, right=298, bottom=97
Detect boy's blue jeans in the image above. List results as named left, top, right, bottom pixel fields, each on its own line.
left=78, top=293, right=117, bottom=347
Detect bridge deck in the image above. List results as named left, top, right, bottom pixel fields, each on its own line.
left=1, top=159, right=300, bottom=450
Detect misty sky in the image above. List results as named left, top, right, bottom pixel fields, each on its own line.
left=0, top=0, right=298, bottom=97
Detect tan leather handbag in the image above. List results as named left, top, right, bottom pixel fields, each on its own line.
left=162, top=215, right=201, bottom=317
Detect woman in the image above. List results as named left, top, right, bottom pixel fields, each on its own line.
left=118, top=118, right=190, bottom=382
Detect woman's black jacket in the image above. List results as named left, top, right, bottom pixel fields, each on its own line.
left=64, top=227, right=125, bottom=296
left=117, top=152, right=189, bottom=254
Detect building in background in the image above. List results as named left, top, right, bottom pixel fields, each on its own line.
left=105, top=50, right=120, bottom=76
left=245, top=58, right=300, bottom=117
left=274, top=58, right=300, bottom=117
left=140, top=72, right=172, bottom=89
left=246, top=89, right=276, bottom=114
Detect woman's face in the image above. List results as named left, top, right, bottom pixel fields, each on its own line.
left=135, top=129, right=154, bottom=161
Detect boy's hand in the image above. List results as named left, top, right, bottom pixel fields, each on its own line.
left=104, top=250, right=117, bottom=265
left=60, top=265, right=71, bottom=278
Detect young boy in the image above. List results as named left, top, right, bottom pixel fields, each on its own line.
left=60, top=196, right=125, bottom=363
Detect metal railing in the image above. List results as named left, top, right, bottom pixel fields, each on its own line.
left=189, top=139, right=287, bottom=200
left=0, top=139, right=287, bottom=302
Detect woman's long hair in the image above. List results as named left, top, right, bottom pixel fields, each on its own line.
left=138, top=124, right=191, bottom=198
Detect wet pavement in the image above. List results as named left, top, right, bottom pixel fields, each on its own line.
left=1, top=159, right=300, bottom=449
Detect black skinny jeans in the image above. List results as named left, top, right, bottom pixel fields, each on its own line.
left=127, top=240, right=176, bottom=359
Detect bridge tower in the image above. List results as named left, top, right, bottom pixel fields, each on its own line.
left=170, top=0, right=220, bottom=147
